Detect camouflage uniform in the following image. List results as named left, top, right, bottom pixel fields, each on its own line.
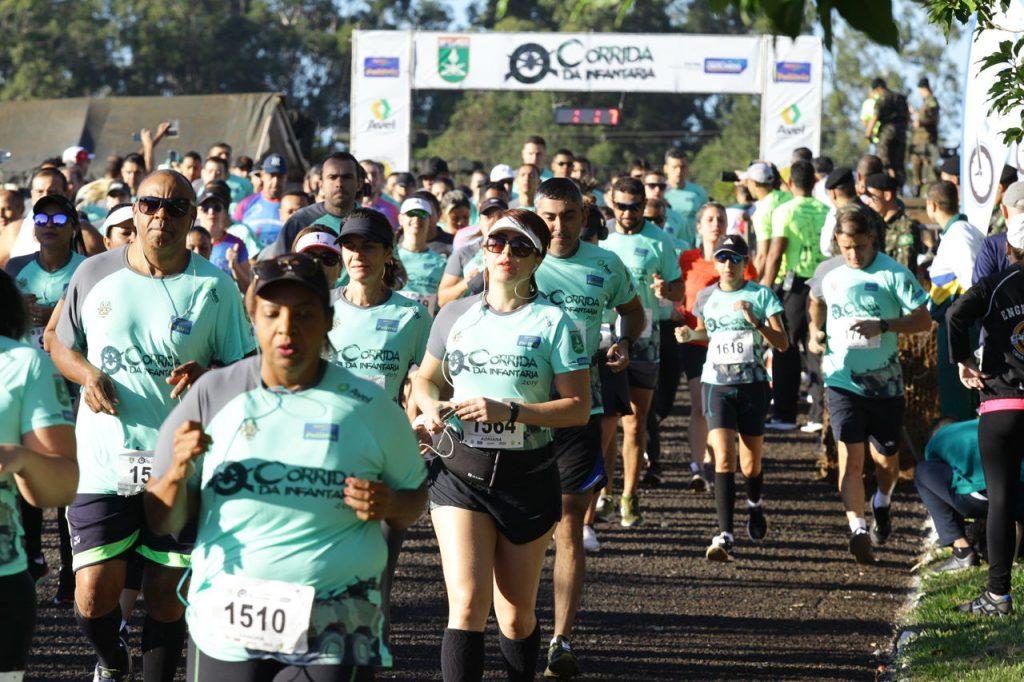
left=910, top=94, right=940, bottom=197
left=884, top=208, right=922, bottom=274
left=875, top=90, right=910, bottom=186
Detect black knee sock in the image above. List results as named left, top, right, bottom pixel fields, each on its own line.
left=715, top=472, right=736, bottom=535
left=75, top=604, right=126, bottom=670
left=498, top=622, right=540, bottom=682
left=442, top=628, right=484, bottom=682
left=57, top=507, right=73, bottom=574
left=746, top=472, right=764, bottom=505
left=141, top=615, right=187, bottom=682
left=18, top=497, right=43, bottom=560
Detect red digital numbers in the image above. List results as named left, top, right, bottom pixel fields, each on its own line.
left=554, top=107, right=622, bottom=126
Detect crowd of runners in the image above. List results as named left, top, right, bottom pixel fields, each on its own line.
left=2, top=79, right=1024, bottom=681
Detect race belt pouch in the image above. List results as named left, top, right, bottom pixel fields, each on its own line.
left=433, top=427, right=502, bottom=490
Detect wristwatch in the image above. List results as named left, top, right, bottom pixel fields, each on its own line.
left=507, top=401, right=521, bottom=425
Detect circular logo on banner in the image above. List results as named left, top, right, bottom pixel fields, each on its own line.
left=968, top=143, right=994, bottom=205
left=506, top=43, right=556, bottom=85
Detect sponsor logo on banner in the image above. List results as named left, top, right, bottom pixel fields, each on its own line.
left=439, top=36, right=470, bottom=83
left=703, top=58, right=748, bottom=74
left=364, top=57, right=400, bottom=77
left=368, top=99, right=396, bottom=131
left=777, top=104, right=806, bottom=136
left=505, top=39, right=655, bottom=85
left=967, top=142, right=995, bottom=205
left=774, top=61, right=811, bottom=83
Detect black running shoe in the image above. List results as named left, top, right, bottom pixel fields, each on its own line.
left=958, top=591, right=1012, bottom=616
left=641, top=463, right=663, bottom=488
left=849, top=529, right=875, bottom=564
left=747, top=505, right=768, bottom=541
left=544, top=635, right=582, bottom=678
left=870, top=503, right=892, bottom=546
left=688, top=473, right=708, bottom=493
left=28, top=556, right=50, bottom=582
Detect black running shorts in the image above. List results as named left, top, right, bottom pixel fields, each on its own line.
left=553, top=414, right=607, bottom=495
left=825, top=387, right=905, bottom=455
left=702, top=382, right=770, bottom=436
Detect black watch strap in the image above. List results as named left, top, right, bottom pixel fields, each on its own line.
left=507, top=402, right=521, bottom=425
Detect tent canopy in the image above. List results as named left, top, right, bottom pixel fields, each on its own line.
left=0, top=92, right=307, bottom=185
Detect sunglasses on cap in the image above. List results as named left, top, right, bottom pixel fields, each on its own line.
left=614, top=201, right=643, bottom=212
left=253, top=254, right=322, bottom=281
left=483, top=234, right=537, bottom=258
left=33, top=213, right=72, bottom=227
left=714, top=252, right=745, bottom=265
left=137, top=196, right=193, bottom=218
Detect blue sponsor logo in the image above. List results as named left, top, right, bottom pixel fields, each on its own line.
left=376, top=319, right=400, bottom=332
left=774, top=61, right=811, bottom=83
left=517, top=335, right=542, bottom=349
left=586, top=274, right=605, bottom=287
left=575, top=357, right=591, bottom=367
left=704, top=58, right=747, bottom=75
left=864, top=282, right=879, bottom=292
left=303, top=423, right=339, bottom=442
left=634, top=248, right=649, bottom=257
left=364, top=57, right=401, bottom=78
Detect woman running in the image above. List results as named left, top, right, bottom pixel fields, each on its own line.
left=395, top=199, right=448, bottom=316
left=146, top=252, right=428, bottom=679
left=413, top=209, right=590, bottom=680
left=675, top=235, right=788, bottom=561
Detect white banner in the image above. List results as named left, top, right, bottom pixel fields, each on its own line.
left=350, top=31, right=413, bottom=172
left=759, top=36, right=823, bottom=167
left=961, top=8, right=1024, bottom=231
left=412, top=32, right=765, bottom=94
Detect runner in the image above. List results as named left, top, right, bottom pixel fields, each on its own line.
left=146, top=252, right=427, bottom=678
left=395, top=200, right=448, bottom=316
left=437, top=198, right=508, bottom=307
left=744, top=163, right=791, bottom=276
left=51, top=170, right=255, bottom=681
left=0, top=268, right=77, bottom=679
left=675, top=235, right=787, bottom=561
left=808, top=204, right=930, bottom=564
left=533, top=178, right=644, bottom=678
left=234, top=153, right=287, bottom=252
left=598, top=176, right=683, bottom=527
left=412, top=209, right=590, bottom=681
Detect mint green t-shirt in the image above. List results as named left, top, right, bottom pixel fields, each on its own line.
left=664, top=181, right=708, bottom=246
left=751, top=190, right=792, bottom=245
left=694, top=282, right=784, bottom=385
left=55, top=249, right=256, bottom=495
left=769, top=195, right=830, bottom=280
left=600, top=221, right=683, bottom=363
left=0, top=338, right=74, bottom=577
left=427, top=295, right=589, bottom=450
left=6, top=252, right=86, bottom=351
left=814, top=252, right=928, bottom=398
left=153, top=359, right=426, bottom=666
left=395, top=246, right=447, bottom=316
left=327, top=290, right=431, bottom=401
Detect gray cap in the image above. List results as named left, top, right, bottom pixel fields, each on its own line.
left=1003, top=180, right=1024, bottom=209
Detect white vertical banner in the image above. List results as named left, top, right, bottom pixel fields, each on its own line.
left=351, top=30, right=413, bottom=172
left=759, top=36, right=823, bottom=168
left=961, top=8, right=1024, bottom=231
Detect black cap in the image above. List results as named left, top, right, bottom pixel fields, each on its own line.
left=33, top=195, right=79, bottom=224
left=338, top=209, right=394, bottom=247
left=198, top=180, right=231, bottom=206
left=941, top=155, right=960, bottom=177
left=393, top=172, right=416, bottom=188
left=580, top=207, right=608, bottom=242
left=253, top=254, right=331, bottom=311
left=713, top=234, right=749, bottom=258
left=107, top=181, right=130, bottom=197
left=478, top=197, right=508, bottom=215
left=1000, top=164, right=1019, bottom=188
left=865, top=173, right=898, bottom=192
left=424, top=156, right=449, bottom=178
left=918, top=77, right=931, bottom=89
left=824, top=167, right=854, bottom=190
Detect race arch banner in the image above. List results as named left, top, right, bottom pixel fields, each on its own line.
left=351, top=31, right=822, bottom=171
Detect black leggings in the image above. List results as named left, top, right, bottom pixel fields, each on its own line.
left=978, top=409, right=1024, bottom=595
left=0, top=571, right=36, bottom=672
left=186, top=639, right=374, bottom=681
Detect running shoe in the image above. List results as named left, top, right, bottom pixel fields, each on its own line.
left=964, top=519, right=987, bottom=561
left=642, top=463, right=663, bottom=488
left=703, top=462, right=716, bottom=490
left=931, top=549, right=979, bottom=574
left=870, top=502, right=892, bottom=546
left=582, top=525, right=600, bottom=553
left=619, top=495, right=642, bottom=527
left=849, top=528, right=875, bottom=564
left=594, top=494, right=614, bottom=523
left=544, top=635, right=582, bottom=678
left=705, top=533, right=734, bottom=562
left=52, top=568, right=75, bottom=605
left=689, top=472, right=708, bottom=492
left=28, top=556, right=50, bottom=582
left=92, top=635, right=132, bottom=681
left=765, top=418, right=797, bottom=432
left=800, top=421, right=823, bottom=434
left=747, top=505, right=768, bottom=541
left=958, top=591, right=1012, bottom=616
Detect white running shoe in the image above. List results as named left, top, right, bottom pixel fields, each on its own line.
left=582, top=525, right=600, bottom=553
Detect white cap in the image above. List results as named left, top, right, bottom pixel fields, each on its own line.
left=101, top=205, right=134, bottom=234
left=1007, top=213, right=1024, bottom=249
left=742, top=162, right=774, bottom=185
left=400, top=197, right=433, bottom=216
left=62, top=145, right=94, bottom=165
left=489, top=164, right=515, bottom=183
left=294, top=230, right=342, bottom=255
left=488, top=215, right=544, bottom=254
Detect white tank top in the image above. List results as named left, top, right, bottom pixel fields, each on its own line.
left=9, top=216, right=40, bottom=258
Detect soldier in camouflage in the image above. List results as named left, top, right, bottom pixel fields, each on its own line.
left=909, top=78, right=940, bottom=198
left=863, top=173, right=923, bottom=276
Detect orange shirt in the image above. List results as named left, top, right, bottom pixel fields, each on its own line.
left=676, top=248, right=759, bottom=346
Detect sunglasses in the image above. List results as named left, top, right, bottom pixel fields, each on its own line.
left=614, top=201, right=643, bottom=212
left=199, top=202, right=225, bottom=213
left=310, top=251, right=341, bottom=267
left=33, top=213, right=72, bottom=227
left=645, top=182, right=667, bottom=190
left=404, top=210, right=430, bottom=219
left=715, top=253, right=745, bottom=265
left=483, top=234, right=537, bottom=258
left=137, top=196, right=193, bottom=218
left=253, top=254, right=321, bottom=281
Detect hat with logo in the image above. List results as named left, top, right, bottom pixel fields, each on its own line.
left=478, top=197, right=508, bottom=216
left=294, top=229, right=342, bottom=256
left=261, top=153, right=288, bottom=175
left=1007, top=213, right=1024, bottom=249
left=713, top=234, right=749, bottom=259
left=62, top=145, right=94, bottom=166
left=489, top=164, right=515, bottom=183
left=824, top=167, right=855, bottom=190
left=253, top=253, right=331, bottom=311
left=941, top=155, right=960, bottom=178
left=400, top=196, right=434, bottom=217
left=488, top=215, right=545, bottom=254
left=1002, top=180, right=1024, bottom=210
left=338, top=209, right=394, bottom=247
left=102, top=204, right=135, bottom=235
left=743, top=162, right=774, bottom=185
left=33, top=194, right=79, bottom=224
left=107, top=181, right=131, bottom=197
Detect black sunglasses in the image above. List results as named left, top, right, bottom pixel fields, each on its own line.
left=614, top=201, right=643, bottom=212
left=310, top=251, right=341, bottom=268
left=33, top=213, right=72, bottom=227
left=715, top=252, right=745, bottom=265
left=483, top=234, right=537, bottom=258
left=645, top=182, right=667, bottom=190
left=199, top=202, right=225, bottom=213
left=253, top=254, right=322, bottom=281
left=137, top=196, right=193, bottom=218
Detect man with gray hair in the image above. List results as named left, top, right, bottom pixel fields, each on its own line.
left=973, top=178, right=1024, bottom=283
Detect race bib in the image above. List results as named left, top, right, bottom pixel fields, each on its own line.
left=708, top=330, right=756, bottom=366
left=463, top=420, right=524, bottom=449
left=832, top=318, right=881, bottom=350
left=397, top=290, right=438, bottom=315
left=117, top=451, right=153, bottom=497
left=204, top=575, right=315, bottom=655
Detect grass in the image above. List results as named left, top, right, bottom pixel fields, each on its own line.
left=894, top=557, right=1024, bottom=681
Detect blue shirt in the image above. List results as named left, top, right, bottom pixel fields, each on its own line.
left=973, top=232, right=1009, bottom=285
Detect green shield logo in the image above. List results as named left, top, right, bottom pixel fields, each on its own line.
left=570, top=329, right=584, bottom=355
left=439, top=37, right=470, bottom=83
